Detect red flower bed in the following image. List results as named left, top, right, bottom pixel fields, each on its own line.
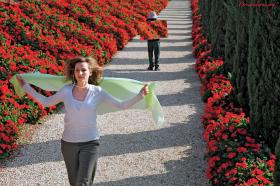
left=191, top=0, right=275, bottom=185
left=0, top=0, right=168, bottom=159
left=137, top=20, right=168, bottom=40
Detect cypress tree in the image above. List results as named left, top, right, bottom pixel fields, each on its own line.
left=224, top=0, right=238, bottom=73
left=231, top=4, right=250, bottom=109
left=208, top=1, right=227, bottom=58
left=247, top=0, right=280, bottom=147
left=199, top=0, right=211, bottom=38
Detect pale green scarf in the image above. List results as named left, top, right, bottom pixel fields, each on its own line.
left=10, top=72, right=164, bottom=125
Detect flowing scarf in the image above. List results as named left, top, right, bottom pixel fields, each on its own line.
left=10, top=72, right=164, bottom=125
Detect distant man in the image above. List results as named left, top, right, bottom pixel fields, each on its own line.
left=146, top=11, right=161, bottom=71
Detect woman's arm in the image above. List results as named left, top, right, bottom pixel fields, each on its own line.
left=100, top=85, right=148, bottom=110
left=17, top=75, right=65, bottom=107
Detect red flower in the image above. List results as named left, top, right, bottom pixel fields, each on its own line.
left=208, top=140, right=218, bottom=152
left=266, top=160, right=275, bottom=167
left=208, top=156, right=220, bottom=168
left=18, top=118, right=25, bottom=126
left=236, top=162, right=247, bottom=169
left=267, top=159, right=275, bottom=171
left=206, top=168, right=213, bottom=179
left=0, top=123, right=5, bottom=132
left=256, top=175, right=271, bottom=184
left=229, top=124, right=235, bottom=132
left=237, top=128, right=247, bottom=135
left=228, top=152, right=237, bottom=159
left=230, top=132, right=237, bottom=138
left=251, top=168, right=264, bottom=175
left=229, top=177, right=237, bottom=182
left=245, top=136, right=255, bottom=143
left=245, top=178, right=259, bottom=185
left=0, top=84, right=12, bottom=95
left=217, top=161, right=231, bottom=173
left=237, top=147, right=248, bottom=153
left=222, top=134, right=228, bottom=140
left=225, top=168, right=237, bottom=177
left=0, top=132, right=10, bottom=142
left=9, top=61, right=17, bottom=71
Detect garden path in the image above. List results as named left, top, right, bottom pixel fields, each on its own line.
left=0, top=0, right=210, bottom=185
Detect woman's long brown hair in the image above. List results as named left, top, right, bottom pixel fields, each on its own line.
left=64, top=57, right=103, bottom=85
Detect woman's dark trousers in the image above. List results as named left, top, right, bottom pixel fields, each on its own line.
left=61, top=140, right=100, bottom=186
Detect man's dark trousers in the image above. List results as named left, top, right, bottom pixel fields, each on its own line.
left=148, top=39, right=160, bottom=68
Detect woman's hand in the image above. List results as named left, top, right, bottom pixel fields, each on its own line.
left=140, top=84, right=149, bottom=96
left=16, top=75, right=26, bottom=87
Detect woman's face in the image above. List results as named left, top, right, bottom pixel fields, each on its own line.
left=74, top=62, right=91, bottom=84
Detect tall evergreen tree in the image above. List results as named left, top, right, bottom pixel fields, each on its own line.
left=199, top=0, right=211, bottom=38
left=247, top=0, right=280, bottom=147
left=232, top=4, right=250, bottom=109
left=208, top=1, right=227, bottom=58
left=224, top=0, right=238, bottom=73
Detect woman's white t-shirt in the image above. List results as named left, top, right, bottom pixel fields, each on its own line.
left=23, top=84, right=142, bottom=143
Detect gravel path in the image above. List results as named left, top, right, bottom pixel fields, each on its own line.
left=0, top=0, right=210, bottom=185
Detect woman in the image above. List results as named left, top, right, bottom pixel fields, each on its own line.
left=16, top=56, right=149, bottom=186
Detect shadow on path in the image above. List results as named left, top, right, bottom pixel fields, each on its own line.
left=2, top=112, right=202, bottom=167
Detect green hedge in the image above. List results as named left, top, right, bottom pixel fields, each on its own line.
left=247, top=1, right=280, bottom=147
left=200, top=0, right=280, bottom=148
